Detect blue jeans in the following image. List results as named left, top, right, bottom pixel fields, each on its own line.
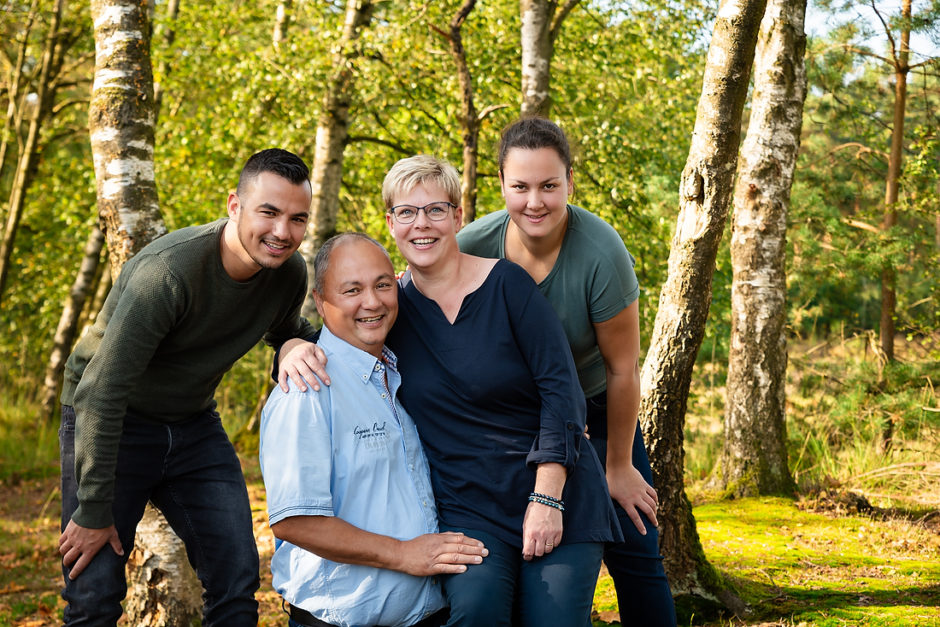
left=59, top=405, right=259, bottom=626
left=587, top=392, right=677, bottom=627
left=438, top=526, right=602, bottom=627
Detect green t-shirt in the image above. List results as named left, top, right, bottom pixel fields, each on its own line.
left=457, top=205, right=639, bottom=398
left=61, top=218, right=315, bottom=528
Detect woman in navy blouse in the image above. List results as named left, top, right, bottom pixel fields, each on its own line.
left=381, top=154, right=620, bottom=627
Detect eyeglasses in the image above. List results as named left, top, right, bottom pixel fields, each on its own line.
left=388, top=202, right=456, bottom=224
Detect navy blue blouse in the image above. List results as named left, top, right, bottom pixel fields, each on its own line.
left=387, top=260, right=621, bottom=548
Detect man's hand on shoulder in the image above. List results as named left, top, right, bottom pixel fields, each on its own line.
left=397, top=532, right=488, bottom=576
left=58, top=519, right=124, bottom=579
left=278, top=338, right=331, bottom=393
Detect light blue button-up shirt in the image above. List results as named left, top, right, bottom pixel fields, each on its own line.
left=259, top=327, right=444, bottom=627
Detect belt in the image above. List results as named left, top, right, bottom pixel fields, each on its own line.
left=288, top=604, right=336, bottom=627
left=287, top=603, right=447, bottom=627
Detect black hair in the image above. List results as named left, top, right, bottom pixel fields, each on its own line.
left=236, top=148, right=310, bottom=194
left=497, top=117, right=572, bottom=173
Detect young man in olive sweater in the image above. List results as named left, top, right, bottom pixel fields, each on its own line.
left=57, top=149, right=323, bottom=626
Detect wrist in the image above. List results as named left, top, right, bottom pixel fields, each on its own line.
left=528, top=492, right=565, bottom=511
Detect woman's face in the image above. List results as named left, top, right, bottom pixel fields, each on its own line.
left=499, top=147, right=572, bottom=241
left=386, top=182, right=462, bottom=270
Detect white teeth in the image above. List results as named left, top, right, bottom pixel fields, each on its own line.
left=359, top=316, right=382, bottom=323
left=413, top=238, right=435, bottom=245
left=265, top=241, right=287, bottom=249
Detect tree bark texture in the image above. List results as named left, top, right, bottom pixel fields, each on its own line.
left=519, top=0, right=578, bottom=118
left=88, top=1, right=197, bottom=622
left=639, top=0, right=766, bottom=614
left=720, top=0, right=806, bottom=498
left=152, top=0, right=180, bottom=118
left=0, top=0, right=64, bottom=305
left=77, top=261, right=112, bottom=334
left=89, top=0, right=165, bottom=280
left=0, top=0, right=39, bottom=185
left=124, top=504, right=203, bottom=627
left=41, top=224, right=105, bottom=423
left=299, top=0, right=375, bottom=320
left=273, top=0, right=292, bottom=50
left=447, top=0, right=480, bottom=226
left=879, top=0, right=912, bottom=362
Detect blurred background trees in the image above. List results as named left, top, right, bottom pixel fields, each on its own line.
left=1, top=0, right=938, bottom=620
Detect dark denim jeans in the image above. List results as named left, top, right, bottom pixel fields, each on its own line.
left=59, top=405, right=259, bottom=626
left=438, top=526, right=603, bottom=627
left=586, top=392, right=677, bottom=627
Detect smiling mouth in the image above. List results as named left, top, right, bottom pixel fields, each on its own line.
left=411, top=238, right=437, bottom=246
left=263, top=240, right=289, bottom=252
left=357, top=314, right=385, bottom=325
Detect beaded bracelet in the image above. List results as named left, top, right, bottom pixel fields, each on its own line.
left=530, top=492, right=563, bottom=505
left=528, top=494, right=565, bottom=511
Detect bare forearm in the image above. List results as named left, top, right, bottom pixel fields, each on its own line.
left=272, top=516, right=401, bottom=571
left=272, top=516, right=487, bottom=576
left=533, top=462, right=567, bottom=498
left=605, top=365, right=640, bottom=470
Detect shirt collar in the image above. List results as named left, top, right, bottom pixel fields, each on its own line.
left=318, top=326, right=398, bottom=384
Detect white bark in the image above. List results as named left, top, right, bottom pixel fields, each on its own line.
left=89, top=1, right=197, bottom=622
left=519, top=0, right=579, bottom=118
left=639, top=0, right=765, bottom=612
left=722, top=0, right=806, bottom=497
left=89, top=0, right=165, bottom=278
left=124, top=505, right=203, bottom=626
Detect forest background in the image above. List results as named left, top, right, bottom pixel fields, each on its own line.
left=0, top=0, right=938, bottom=625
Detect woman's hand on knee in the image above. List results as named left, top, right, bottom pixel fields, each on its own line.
left=521, top=502, right=562, bottom=561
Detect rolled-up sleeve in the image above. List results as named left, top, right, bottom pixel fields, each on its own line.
left=259, top=380, right=335, bottom=526
left=502, top=264, right=586, bottom=471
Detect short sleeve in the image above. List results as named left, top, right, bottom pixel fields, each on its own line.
left=259, top=381, right=336, bottom=526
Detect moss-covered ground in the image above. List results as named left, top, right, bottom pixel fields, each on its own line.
left=2, top=466, right=937, bottom=626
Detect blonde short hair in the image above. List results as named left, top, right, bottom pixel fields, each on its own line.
left=382, top=155, right=461, bottom=209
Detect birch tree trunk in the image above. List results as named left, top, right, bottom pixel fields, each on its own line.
left=519, top=0, right=578, bottom=118
left=90, top=0, right=165, bottom=280
left=0, top=0, right=64, bottom=305
left=0, top=0, right=39, bottom=183
left=639, top=0, right=766, bottom=615
left=273, top=0, right=292, bottom=50
left=445, top=0, right=480, bottom=226
left=299, top=0, right=374, bottom=320
left=879, top=0, right=912, bottom=363
left=720, top=0, right=806, bottom=498
left=88, top=1, right=198, bottom=622
left=40, top=225, right=104, bottom=423
left=152, top=0, right=180, bottom=117
left=77, top=263, right=111, bottom=334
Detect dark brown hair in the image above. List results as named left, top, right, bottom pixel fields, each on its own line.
left=497, top=118, right=572, bottom=173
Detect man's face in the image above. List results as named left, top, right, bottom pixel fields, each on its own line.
left=227, top=171, right=311, bottom=276
left=314, top=239, right=398, bottom=358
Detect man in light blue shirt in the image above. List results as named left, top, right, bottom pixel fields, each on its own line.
left=260, top=233, right=487, bottom=627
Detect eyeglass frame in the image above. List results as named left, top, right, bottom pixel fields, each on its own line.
left=387, top=201, right=457, bottom=224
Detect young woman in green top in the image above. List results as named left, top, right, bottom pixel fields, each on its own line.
left=457, top=117, right=676, bottom=626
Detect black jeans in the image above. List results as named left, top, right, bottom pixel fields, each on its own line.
left=59, top=405, right=259, bottom=626
left=586, top=391, right=677, bottom=627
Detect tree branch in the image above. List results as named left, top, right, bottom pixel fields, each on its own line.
left=549, top=0, right=580, bottom=43
left=477, top=103, right=510, bottom=122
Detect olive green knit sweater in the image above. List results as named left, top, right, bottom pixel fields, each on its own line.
left=61, top=219, right=314, bottom=528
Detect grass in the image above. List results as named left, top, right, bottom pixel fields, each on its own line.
left=1, top=332, right=937, bottom=625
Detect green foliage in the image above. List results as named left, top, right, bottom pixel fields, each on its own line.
left=789, top=3, right=940, bottom=339
left=0, top=396, right=58, bottom=483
